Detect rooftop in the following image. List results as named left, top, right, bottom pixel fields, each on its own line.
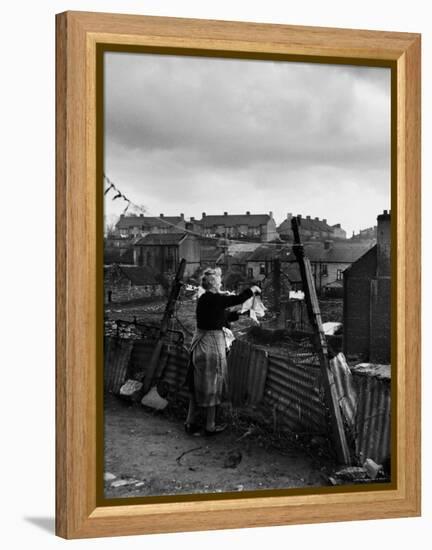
left=135, top=233, right=189, bottom=246
left=277, top=215, right=334, bottom=235
left=116, top=214, right=185, bottom=230
left=286, top=241, right=373, bottom=264
left=199, top=213, right=272, bottom=228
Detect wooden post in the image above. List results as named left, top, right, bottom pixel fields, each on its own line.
left=291, top=217, right=352, bottom=465
left=140, top=258, right=187, bottom=394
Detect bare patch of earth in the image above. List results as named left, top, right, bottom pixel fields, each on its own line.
left=104, top=394, right=334, bottom=499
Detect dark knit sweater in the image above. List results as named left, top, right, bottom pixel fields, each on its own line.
left=196, top=288, right=253, bottom=330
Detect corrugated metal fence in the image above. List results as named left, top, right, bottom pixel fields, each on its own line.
left=104, top=331, right=391, bottom=466
left=264, top=354, right=327, bottom=434
left=351, top=365, right=391, bottom=465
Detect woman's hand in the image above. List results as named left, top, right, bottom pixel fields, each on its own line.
left=250, top=285, right=261, bottom=295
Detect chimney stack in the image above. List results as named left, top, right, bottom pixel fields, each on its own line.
left=202, top=212, right=206, bottom=218
left=246, top=211, right=250, bottom=215
left=180, top=213, right=184, bottom=220
left=287, top=212, right=293, bottom=220
left=160, top=213, right=164, bottom=218
left=377, top=210, right=391, bottom=276
left=323, top=219, right=327, bottom=224
left=269, top=211, right=273, bottom=218
left=306, top=215, right=311, bottom=220
left=224, top=211, right=228, bottom=216
left=190, top=216, right=195, bottom=222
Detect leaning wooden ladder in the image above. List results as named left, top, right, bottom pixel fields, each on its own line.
left=291, top=216, right=352, bottom=465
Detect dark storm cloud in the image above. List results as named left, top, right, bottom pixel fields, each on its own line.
left=104, top=52, right=390, bottom=234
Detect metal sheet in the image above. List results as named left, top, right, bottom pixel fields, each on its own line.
left=353, top=371, right=391, bottom=465
left=330, top=354, right=358, bottom=428
left=263, top=353, right=327, bottom=434
left=226, top=339, right=269, bottom=407
left=104, top=337, right=134, bottom=394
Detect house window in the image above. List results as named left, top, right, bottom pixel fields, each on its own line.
left=321, top=263, right=328, bottom=276
left=247, top=268, right=253, bottom=279
left=259, top=263, right=266, bottom=275
left=337, top=269, right=343, bottom=280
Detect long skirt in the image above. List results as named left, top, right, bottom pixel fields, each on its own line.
left=185, top=329, right=228, bottom=407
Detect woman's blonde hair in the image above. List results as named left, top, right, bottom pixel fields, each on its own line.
left=201, top=267, right=222, bottom=291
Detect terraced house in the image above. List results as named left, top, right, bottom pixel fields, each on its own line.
left=277, top=213, right=347, bottom=242
left=115, top=213, right=186, bottom=238
left=197, top=211, right=279, bottom=242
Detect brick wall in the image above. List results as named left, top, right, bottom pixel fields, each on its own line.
left=344, top=278, right=371, bottom=360
left=370, top=278, right=391, bottom=363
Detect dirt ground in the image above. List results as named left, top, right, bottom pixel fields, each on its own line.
left=104, top=394, right=334, bottom=499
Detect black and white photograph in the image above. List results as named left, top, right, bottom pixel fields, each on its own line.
left=102, top=51, right=392, bottom=499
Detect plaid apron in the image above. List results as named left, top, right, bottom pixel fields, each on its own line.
left=185, top=329, right=228, bottom=407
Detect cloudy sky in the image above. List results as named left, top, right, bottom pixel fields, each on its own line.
left=104, top=52, right=391, bottom=236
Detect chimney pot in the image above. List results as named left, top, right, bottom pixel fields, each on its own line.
left=246, top=211, right=250, bottom=215
left=315, top=217, right=319, bottom=221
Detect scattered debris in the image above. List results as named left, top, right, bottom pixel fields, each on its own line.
left=332, top=466, right=369, bottom=482
left=134, top=481, right=146, bottom=488
left=363, top=458, right=384, bottom=479
left=330, top=460, right=387, bottom=485
left=119, top=379, right=143, bottom=399
left=141, top=385, right=168, bottom=410
left=104, top=472, right=116, bottom=481
left=223, top=451, right=243, bottom=469
left=236, top=426, right=255, bottom=441
left=176, top=446, right=203, bottom=465
left=111, top=478, right=139, bottom=488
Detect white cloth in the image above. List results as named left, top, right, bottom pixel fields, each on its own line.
left=240, top=295, right=267, bottom=324
left=222, top=327, right=235, bottom=351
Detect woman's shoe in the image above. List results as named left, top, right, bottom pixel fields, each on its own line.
left=204, top=423, right=227, bottom=436
left=184, top=422, right=202, bottom=436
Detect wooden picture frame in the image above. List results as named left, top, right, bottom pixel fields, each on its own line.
left=56, top=11, right=421, bottom=539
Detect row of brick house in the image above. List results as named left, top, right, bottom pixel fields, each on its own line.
left=104, top=210, right=361, bottom=301
left=113, top=211, right=349, bottom=244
